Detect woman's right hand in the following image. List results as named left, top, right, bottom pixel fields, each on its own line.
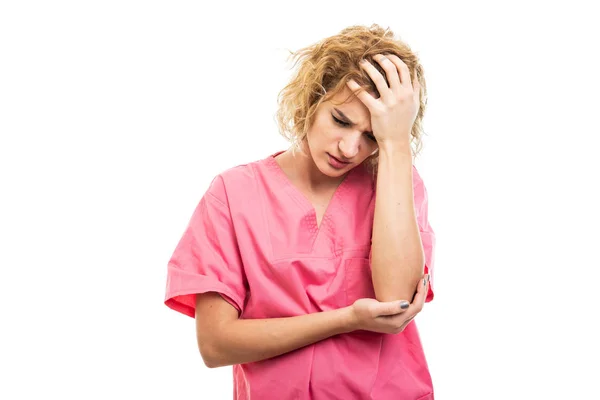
left=349, top=274, right=429, bottom=334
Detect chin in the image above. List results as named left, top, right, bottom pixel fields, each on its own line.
left=324, top=167, right=348, bottom=177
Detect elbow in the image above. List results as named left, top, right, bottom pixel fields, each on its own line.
left=202, top=354, right=219, bottom=369
left=204, top=358, right=221, bottom=369
left=372, top=262, right=425, bottom=303
left=197, top=338, right=227, bottom=369
left=198, top=341, right=218, bottom=368
left=375, top=290, right=416, bottom=304
left=373, top=280, right=415, bottom=303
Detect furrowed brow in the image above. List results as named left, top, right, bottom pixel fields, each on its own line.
left=333, top=108, right=355, bottom=125
left=333, top=107, right=372, bottom=135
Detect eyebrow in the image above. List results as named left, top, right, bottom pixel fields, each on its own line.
left=333, top=108, right=372, bottom=134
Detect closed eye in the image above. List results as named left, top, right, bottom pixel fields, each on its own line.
left=364, top=132, right=377, bottom=142
left=332, top=115, right=350, bottom=127
left=332, top=114, right=377, bottom=142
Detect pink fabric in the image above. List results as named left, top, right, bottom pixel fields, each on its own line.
left=164, top=150, right=436, bottom=400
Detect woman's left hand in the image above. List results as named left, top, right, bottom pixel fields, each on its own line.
left=346, top=54, right=420, bottom=147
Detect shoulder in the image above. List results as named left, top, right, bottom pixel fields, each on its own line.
left=205, top=158, right=263, bottom=205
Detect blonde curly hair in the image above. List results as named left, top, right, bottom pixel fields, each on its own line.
left=275, top=24, right=428, bottom=176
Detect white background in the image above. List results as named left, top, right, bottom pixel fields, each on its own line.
left=1, top=1, right=599, bottom=399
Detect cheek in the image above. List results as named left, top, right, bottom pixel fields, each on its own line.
left=314, top=128, right=342, bottom=146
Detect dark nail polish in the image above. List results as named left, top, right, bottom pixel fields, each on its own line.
left=400, top=301, right=409, bottom=309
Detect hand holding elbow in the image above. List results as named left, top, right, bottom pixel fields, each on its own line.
left=352, top=273, right=429, bottom=334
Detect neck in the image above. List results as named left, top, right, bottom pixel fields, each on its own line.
left=277, top=143, right=347, bottom=193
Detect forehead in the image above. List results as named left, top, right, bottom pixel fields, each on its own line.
left=328, top=86, right=359, bottom=105
left=325, top=86, right=373, bottom=119
left=327, top=85, right=377, bottom=108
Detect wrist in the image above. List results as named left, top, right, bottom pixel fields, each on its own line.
left=377, top=140, right=412, bottom=158
left=377, top=145, right=413, bottom=169
left=337, top=305, right=358, bottom=334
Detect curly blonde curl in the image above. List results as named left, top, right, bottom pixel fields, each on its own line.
left=275, top=24, right=429, bottom=176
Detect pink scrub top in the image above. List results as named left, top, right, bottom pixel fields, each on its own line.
left=164, top=150, right=437, bottom=400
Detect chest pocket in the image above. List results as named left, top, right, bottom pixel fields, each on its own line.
left=343, top=258, right=376, bottom=305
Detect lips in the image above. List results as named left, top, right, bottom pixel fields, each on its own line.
left=328, top=153, right=350, bottom=164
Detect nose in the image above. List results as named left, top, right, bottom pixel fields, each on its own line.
left=338, top=134, right=361, bottom=160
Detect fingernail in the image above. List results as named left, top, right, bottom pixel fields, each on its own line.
left=423, top=275, right=429, bottom=286
left=400, top=301, right=409, bottom=309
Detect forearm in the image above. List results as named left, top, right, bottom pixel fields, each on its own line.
left=208, top=307, right=355, bottom=367
left=371, top=143, right=425, bottom=302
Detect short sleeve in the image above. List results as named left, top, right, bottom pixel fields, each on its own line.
left=413, top=166, right=436, bottom=303
left=164, top=175, right=248, bottom=318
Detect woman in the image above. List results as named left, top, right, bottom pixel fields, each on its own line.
left=164, top=24, right=436, bottom=400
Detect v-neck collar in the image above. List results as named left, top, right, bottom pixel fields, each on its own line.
left=263, top=150, right=361, bottom=229
left=261, top=150, right=372, bottom=255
